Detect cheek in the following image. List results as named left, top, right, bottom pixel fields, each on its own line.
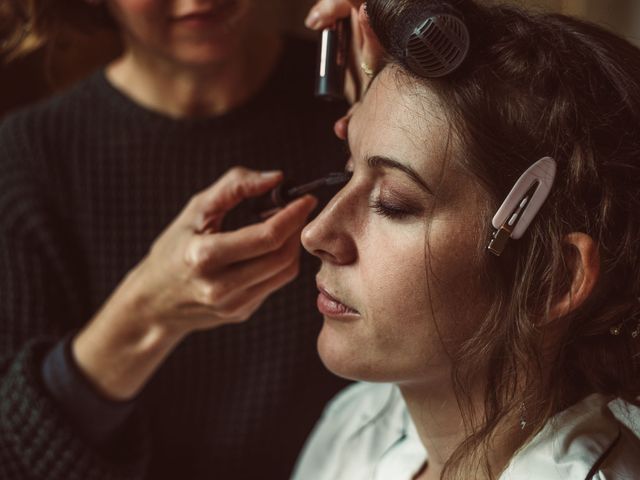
left=360, top=222, right=431, bottom=334
left=113, top=0, right=157, bottom=14
left=110, top=0, right=163, bottom=36
left=423, top=217, right=489, bottom=340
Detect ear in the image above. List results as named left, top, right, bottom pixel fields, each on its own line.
left=548, top=232, right=600, bottom=320
left=356, top=3, right=385, bottom=73
left=344, top=4, right=386, bottom=102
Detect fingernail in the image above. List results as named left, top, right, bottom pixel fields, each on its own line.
left=305, top=10, right=320, bottom=29
left=304, top=194, right=319, bottom=210
left=260, top=170, right=282, bottom=178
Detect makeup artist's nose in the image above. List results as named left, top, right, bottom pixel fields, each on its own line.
left=302, top=190, right=357, bottom=265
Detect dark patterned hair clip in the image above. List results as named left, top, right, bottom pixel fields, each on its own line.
left=394, top=2, right=471, bottom=78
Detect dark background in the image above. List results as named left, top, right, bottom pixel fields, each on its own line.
left=1, top=0, right=638, bottom=118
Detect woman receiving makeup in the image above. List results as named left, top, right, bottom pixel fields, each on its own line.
left=0, top=1, right=349, bottom=478
left=296, top=0, right=640, bottom=478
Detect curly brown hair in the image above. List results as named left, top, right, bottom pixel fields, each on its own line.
left=367, top=0, right=640, bottom=478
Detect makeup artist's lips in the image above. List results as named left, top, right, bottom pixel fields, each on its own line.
left=171, top=1, right=241, bottom=29
left=316, top=283, right=360, bottom=318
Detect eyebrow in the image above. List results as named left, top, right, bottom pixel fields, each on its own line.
left=367, top=155, right=434, bottom=194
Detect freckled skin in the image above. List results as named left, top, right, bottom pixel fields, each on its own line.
left=302, top=67, right=491, bottom=388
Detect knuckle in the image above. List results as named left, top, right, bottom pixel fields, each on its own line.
left=200, top=282, right=226, bottom=306
left=259, top=226, right=281, bottom=250
left=230, top=181, right=247, bottom=201
left=188, top=193, right=204, bottom=212
left=227, top=166, right=249, bottom=182
left=184, top=243, right=200, bottom=268
left=185, top=244, right=210, bottom=271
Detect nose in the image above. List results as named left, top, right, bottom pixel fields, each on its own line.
left=301, top=188, right=357, bottom=265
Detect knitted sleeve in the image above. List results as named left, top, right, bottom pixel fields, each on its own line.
left=0, top=114, right=150, bottom=480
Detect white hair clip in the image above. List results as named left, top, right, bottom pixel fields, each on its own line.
left=487, top=157, right=557, bottom=256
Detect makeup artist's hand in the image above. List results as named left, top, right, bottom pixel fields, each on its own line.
left=73, top=167, right=317, bottom=400
left=305, top=0, right=384, bottom=103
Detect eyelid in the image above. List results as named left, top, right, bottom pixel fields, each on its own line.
left=378, top=188, right=422, bottom=212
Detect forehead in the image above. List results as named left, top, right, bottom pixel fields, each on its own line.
left=349, top=68, right=449, bottom=164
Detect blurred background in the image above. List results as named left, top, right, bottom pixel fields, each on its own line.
left=1, top=0, right=640, bottom=118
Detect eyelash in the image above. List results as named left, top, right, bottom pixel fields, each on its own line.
left=342, top=141, right=419, bottom=220
left=369, top=199, right=415, bottom=219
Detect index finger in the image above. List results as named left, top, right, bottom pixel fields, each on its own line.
left=306, top=0, right=357, bottom=29
left=199, top=195, right=318, bottom=267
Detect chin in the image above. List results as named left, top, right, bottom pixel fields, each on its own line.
left=171, top=43, right=239, bottom=66
left=316, top=323, right=391, bottom=383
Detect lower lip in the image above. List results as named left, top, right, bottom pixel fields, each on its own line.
left=316, top=292, right=359, bottom=318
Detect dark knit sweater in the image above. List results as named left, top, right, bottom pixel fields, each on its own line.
left=0, top=37, right=348, bottom=480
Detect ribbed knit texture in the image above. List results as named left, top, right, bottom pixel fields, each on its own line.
left=0, top=37, right=349, bottom=480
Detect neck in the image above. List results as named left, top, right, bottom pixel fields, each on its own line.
left=400, top=381, right=527, bottom=480
left=106, top=30, right=282, bottom=118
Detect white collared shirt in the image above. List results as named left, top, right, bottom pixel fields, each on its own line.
left=292, top=382, right=640, bottom=480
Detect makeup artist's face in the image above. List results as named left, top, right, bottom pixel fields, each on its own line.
left=302, top=67, right=491, bottom=386
left=107, top=0, right=254, bottom=65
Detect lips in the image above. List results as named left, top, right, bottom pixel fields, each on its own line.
left=316, top=282, right=359, bottom=317
left=172, top=1, right=240, bottom=25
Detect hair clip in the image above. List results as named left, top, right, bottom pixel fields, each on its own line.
left=487, top=157, right=557, bottom=256
left=392, top=2, right=470, bottom=78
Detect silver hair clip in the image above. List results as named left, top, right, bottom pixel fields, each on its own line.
left=487, top=157, right=557, bottom=256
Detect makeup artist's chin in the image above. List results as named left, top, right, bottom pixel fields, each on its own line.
left=169, top=43, right=239, bottom=66
left=168, top=8, right=252, bottom=65
left=168, top=26, right=249, bottom=66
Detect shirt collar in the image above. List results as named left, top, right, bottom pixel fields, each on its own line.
left=500, top=394, right=621, bottom=480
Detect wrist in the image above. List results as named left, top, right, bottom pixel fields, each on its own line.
left=73, top=269, right=185, bottom=401
left=73, top=316, right=183, bottom=401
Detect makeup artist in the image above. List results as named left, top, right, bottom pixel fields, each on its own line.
left=0, top=1, right=348, bottom=478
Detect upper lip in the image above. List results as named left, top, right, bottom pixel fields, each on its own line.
left=317, top=279, right=360, bottom=314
